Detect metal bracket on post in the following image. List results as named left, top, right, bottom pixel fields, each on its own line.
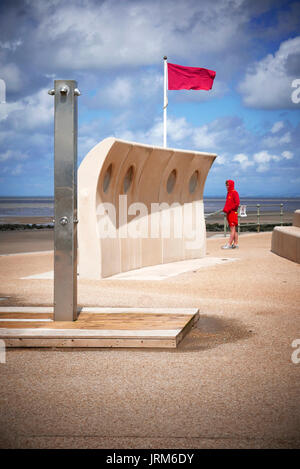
left=48, top=80, right=80, bottom=321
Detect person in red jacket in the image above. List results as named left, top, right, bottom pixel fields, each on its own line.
left=222, top=179, right=240, bottom=249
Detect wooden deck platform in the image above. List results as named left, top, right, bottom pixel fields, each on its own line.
left=0, top=307, right=199, bottom=348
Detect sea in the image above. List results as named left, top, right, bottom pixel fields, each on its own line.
left=0, top=196, right=299, bottom=219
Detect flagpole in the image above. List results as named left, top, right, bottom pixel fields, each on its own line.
left=163, top=56, right=168, bottom=148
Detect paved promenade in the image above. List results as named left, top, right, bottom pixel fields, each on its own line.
left=0, top=232, right=299, bottom=448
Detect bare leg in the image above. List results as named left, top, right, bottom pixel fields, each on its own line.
left=234, top=227, right=238, bottom=245
left=228, top=226, right=235, bottom=246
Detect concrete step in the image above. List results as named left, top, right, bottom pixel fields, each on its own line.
left=271, top=224, right=300, bottom=263
left=293, top=209, right=300, bottom=228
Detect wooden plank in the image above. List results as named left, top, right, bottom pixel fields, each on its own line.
left=0, top=307, right=53, bottom=313
left=4, top=337, right=176, bottom=348
left=0, top=319, right=52, bottom=322
left=78, top=307, right=198, bottom=315
left=0, top=308, right=199, bottom=348
left=0, top=306, right=198, bottom=315
left=0, top=328, right=181, bottom=338
left=0, top=313, right=192, bottom=330
left=0, top=313, right=53, bottom=320
left=175, top=311, right=199, bottom=346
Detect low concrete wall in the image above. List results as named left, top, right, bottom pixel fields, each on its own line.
left=78, top=138, right=216, bottom=278
left=293, top=209, right=300, bottom=228
left=271, top=210, right=300, bottom=264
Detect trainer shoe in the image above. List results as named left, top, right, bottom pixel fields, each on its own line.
left=232, top=244, right=239, bottom=249
left=221, top=244, right=233, bottom=249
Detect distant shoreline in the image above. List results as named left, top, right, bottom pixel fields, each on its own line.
left=0, top=224, right=293, bottom=232
left=1, top=198, right=298, bottom=224
left=0, top=215, right=294, bottom=232
left=1, top=196, right=300, bottom=199
left=0, top=199, right=296, bottom=234
left=0, top=216, right=54, bottom=231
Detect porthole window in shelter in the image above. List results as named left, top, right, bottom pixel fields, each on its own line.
left=189, top=170, right=199, bottom=194
left=123, top=165, right=134, bottom=193
left=103, top=163, right=112, bottom=193
left=166, top=169, right=177, bottom=194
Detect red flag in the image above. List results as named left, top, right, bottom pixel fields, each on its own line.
left=167, top=62, right=216, bottom=91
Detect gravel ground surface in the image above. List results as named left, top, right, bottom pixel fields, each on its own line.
left=0, top=229, right=54, bottom=255
left=0, top=232, right=299, bottom=449
left=0, top=229, right=222, bottom=255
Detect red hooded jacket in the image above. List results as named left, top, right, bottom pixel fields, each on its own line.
left=223, top=180, right=240, bottom=214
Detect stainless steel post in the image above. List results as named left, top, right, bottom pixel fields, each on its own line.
left=280, top=203, right=283, bottom=226
left=48, top=80, right=81, bottom=321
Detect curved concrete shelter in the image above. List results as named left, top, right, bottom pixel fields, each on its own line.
left=78, top=138, right=216, bottom=279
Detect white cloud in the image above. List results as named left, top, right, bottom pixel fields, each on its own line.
left=114, top=116, right=200, bottom=148
left=168, top=117, right=193, bottom=143
left=0, top=150, right=29, bottom=162
left=0, top=103, right=8, bottom=122
left=214, top=154, right=227, bottom=165
left=238, top=36, right=300, bottom=109
left=1, top=163, right=25, bottom=176
left=282, top=150, right=293, bottom=159
left=99, top=77, right=133, bottom=107
left=0, top=39, right=22, bottom=51
left=140, top=72, right=164, bottom=98
left=4, top=87, right=53, bottom=130
left=0, top=62, right=22, bottom=92
left=113, top=117, right=163, bottom=147
left=271, top=121, right=284, bottom=133
left=138, top=119, right=165, bottom=146
left=262, top=131, right=291, bottom=148
left=253, top=150, right=280, bottom=172
left=113, top=115, right=219, bottom=149
left=233, top=153, right=254, bottom=170
left=11, top=164, right=23, bottom=176
left=291, top=176, right=300, bottom=185
left=253, top=150, right=280, bottom=163
left=18, top=0, right=252, bottom=70
left=192, top=124, right=219, bottom=149
left=88, top=71, right=163, bottom=110
left=112, top=115, right=249, bottom=154
left=78, top=136, right=99, bottom=160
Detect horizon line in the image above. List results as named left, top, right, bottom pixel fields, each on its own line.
left=1, top=194, right=300, bottom=198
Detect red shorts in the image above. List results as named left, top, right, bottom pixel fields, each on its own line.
left=227, top=211, right=238, bottom=227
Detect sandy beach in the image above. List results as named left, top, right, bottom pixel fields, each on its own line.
left=0, top=230, right=54, bottom=255
left=0, top=228, right=221, bottom=255
left=0, top=231, right=299, bottom=449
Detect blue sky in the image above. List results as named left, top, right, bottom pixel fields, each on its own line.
left=0, top=0, right=300, bottom=197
